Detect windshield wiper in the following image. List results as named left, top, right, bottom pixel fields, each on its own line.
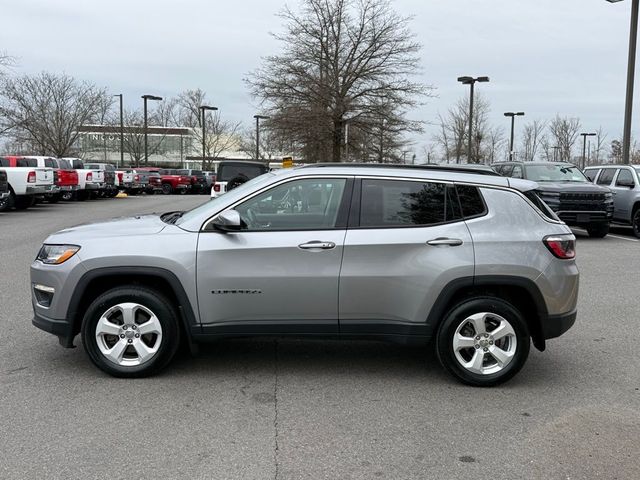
left=161, top=211, right=184, bottom=224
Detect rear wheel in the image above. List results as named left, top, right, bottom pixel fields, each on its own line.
left=81, top=286, right=181, bottom=378
left=14, top=194, right=34, bottom=210
left=586, top=223, right=609, bottom=238
left=162, top=183, right=173, bottom=195
left=436, top=297, right=530, bottom=387
left=632, top=209, right=640, bottom=239
left=61, top=191, right=74, bottom=201
left=46, top=193, right=61, bottom=204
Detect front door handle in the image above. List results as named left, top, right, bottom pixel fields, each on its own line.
left=298, top=241, right=336, bottom=250
left=427, top=237, right=463, bottom=247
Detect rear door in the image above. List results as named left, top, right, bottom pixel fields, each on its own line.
left=611, top=168, right=636, bottom=221
left=196, top=176, right=352, bottom=334
left=339, top=177, right=474, bottom=336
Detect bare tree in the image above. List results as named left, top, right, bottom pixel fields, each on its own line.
left=591, top=126, right=608, bottom=165
left=176, top=89, right=241, bottom=168
left=520, top=120, right=546, bottom=162
left=486, top=126, right=506, bottom=164
left=247, top=0, right=431, bottom=163
left=0, top=72, right=108, bottom=157
left=547, top=115, right=581, bottom=162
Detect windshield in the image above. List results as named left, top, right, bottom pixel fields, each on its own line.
left=525, top=164, right=588, bottom=183
left=176, top=173, right=274, bottom=226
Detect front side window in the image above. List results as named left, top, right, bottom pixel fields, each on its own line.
left=235, top=178, right=347, bottom=231
left=360, top=179, right=460, bottom=227
left=584, top=169, right=598, bottom=182
left=511, top=165, right=523, bottom=179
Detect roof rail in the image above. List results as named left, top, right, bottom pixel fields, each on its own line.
left=298, top=162, right=500, bottom=176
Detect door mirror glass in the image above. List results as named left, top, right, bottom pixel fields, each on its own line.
left=212, top=210, right=242, bottom=232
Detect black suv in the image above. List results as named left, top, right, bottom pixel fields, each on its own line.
left=493, top=162, right=613, bottom=237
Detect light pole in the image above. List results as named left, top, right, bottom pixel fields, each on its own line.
left=253, top=115, right=270, bottom=160
left=458, top=76, right=490, bottom=163
left=504, top=112, right=525, bottom=161
left=113, top=94, right=124, bottom=168
left=200, top=106, right=218, bottom=168
left=581, top=132, right=597, bottom=169
left=141, top=94, right=162, bottom=165
left=607, top=0, right=638, bottom=164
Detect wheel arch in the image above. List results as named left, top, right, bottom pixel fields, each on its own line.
left=427, top=276, right=549, bottom=351
left=67, top=266, right=199, bottom=341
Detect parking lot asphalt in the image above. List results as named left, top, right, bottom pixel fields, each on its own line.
left=1, top=195, right=639, bottom=480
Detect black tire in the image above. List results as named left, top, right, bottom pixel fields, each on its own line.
left=81, top=286, right=181, bottom=378
left=46, top=193, right=61, bottom=204
left=0, top=196, right=9, bottom=212
left=586, top=223, right=609, bottom=238
left=61, top=191, right=74, bottom=201
left=436, top=297, right=530, bottom=387
left=14, top=194, right=34, bottom=210
left=76, top=190, right=88, bottom=201
left=632, top=209, right=640, bottom=239
left=162, top=183, right=173, bottom=195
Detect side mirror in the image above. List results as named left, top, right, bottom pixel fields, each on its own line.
left=212, top=210, right=242, bottom=232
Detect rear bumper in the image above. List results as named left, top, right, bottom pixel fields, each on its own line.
left=57, top=185, right=79, bottom=191
left=540, top=309, right=577, bottom=340
left=26, top=185, right=47, bottom=195
left=85, top=183, right=104, bottom=190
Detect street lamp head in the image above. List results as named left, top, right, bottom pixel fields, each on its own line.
left=200, top=105, right=218, bottom=111
left=516, top=112, right=525, bottom=116
left=457, top=76, right=473, bottom=84
left=477, top=76, right=490, bottom=83
left=142, top=94, right=163, bottom=101
left=605, top=0, right=624, bottom=3
left=254, top=114, right=270, bottom=120
left=113, top=93, right=122, bottom=98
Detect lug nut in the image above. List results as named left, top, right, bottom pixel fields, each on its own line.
left=123, top=325, right=127, bottom=330
left=474, top=345, right=480, bottom=349
left=120, top=334, right=125, bottom=339
left=132, top=325, right=137, bottom=330
left=135, top=333, right=140, bottom=338
left=489, top=341, right=494, bottom=345
left=483, top=347, right=488, bottom=352
left=475, top=336, right=481, bottom=340
left=127, top=339, right=133, bottom=344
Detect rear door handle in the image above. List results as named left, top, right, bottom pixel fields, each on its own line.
left=427, top=237, right=463, bottom=247
left=298, top=241, right=336, bottom=250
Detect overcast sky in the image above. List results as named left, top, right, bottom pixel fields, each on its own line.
left=1, top=0, right=635, bottom=157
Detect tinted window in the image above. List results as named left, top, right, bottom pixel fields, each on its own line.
left=44, top=158, right=56, bottom=168
left=0, top=158, right=9, bottom=167
left=511, top=165, right=523, bottom=179
left=597, top=169, right=615, bottom=186
left=72, top=160, right=84, bottom=169
left=360, top=179, right=459, bottom=227
left=219, top=163, right=268, bottom=182
left=236, top=178, right=346, bottom=231
left=177, top=169, right=189, bottom=175
left=584, top=169, right=598, bottom=182
left=524, top=191, right=559, bottom=221
left=456, top=185, right=486, bottom=218
left=616, top=169, right=635, bottom=186
left=58, top=159, right=71, bottom=169
left=17, top=158, right=37, bottom=167
left=500, top=165, right=514, bottom=177
left=525, top=164, right=588, bottom=183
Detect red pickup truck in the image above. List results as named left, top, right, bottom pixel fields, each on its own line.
left=137, top=168, right=191, bottom=195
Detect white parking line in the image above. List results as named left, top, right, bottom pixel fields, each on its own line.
left=608, top=234, right=639, bottom=243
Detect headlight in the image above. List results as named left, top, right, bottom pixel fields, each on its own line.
left=36, top=244, right=80, bottom=265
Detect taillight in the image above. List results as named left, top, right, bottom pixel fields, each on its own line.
left=87, top=172, right=93, bottom=181
left=213, top=183, right=220, bottom=192
left=27, top=171, right=36, bottom=183
left=135, top=175, right=139, bottom=182
left=543, top=235, right=576, bottom=259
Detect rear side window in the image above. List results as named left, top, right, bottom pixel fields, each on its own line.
left=44, top=158, right=56, bottom=168
left=0, top=158, right=9, bottom=167
left=72, top=160, right=84, bottom=169
left=524, top=191, right=559, bottom=221
left=500, top=164, right=514, bottom=177
left=456, top=185, right=486, bottom=218
left=584, top=169, right=598, bottom=182
left=17, top=158, right=37, bottom=167
left=616, top=169, right=635, bottom=186
left=360, top=179, right=461, bottom=227
left=597, top=169, right=615, bottom=185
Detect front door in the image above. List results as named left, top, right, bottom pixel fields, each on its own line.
left=196, top=177, right=351, bottom=335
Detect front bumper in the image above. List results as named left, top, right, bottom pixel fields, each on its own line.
left=0, top=191, right=8, bottom=200
left=540, top=309, right=577, bottom=340
left=33, top=312, right=75, bottom=347
left=557, top=211, right=612, bottom=225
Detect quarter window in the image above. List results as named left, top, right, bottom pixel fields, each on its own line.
left=235, top=178, right=347, bottom=231
left=360, top=179, right=460, bottom=227
left=597, top=169, right=615, bottom=186
left=456, top=185, right=486, bottom=218
left=616, top=169, right=635, bottom=187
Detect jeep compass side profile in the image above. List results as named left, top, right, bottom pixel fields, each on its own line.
left=31, top=165, right=578, bottom=386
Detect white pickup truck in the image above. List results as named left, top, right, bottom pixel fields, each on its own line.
left=63, top=157, right=105, bottom=200
left=0, top=157, right=56, bottom=210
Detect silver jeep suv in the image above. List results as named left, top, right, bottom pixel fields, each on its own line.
left=31, top=165, right=579, bottom=386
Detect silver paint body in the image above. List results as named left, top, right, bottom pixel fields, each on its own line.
left=31, top=166, right=579, bottom=336
left=584, top=165, right=640, bottom=223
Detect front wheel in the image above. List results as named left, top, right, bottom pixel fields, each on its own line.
left=162, top=183, right=173, bottom=195
left=81, top=286, right=181, bottom=378
left=13, top=194, right=34, bottom=210
left=586, top=223, right=609, bottom=238
left=436, top=297, right=530, bottom=387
